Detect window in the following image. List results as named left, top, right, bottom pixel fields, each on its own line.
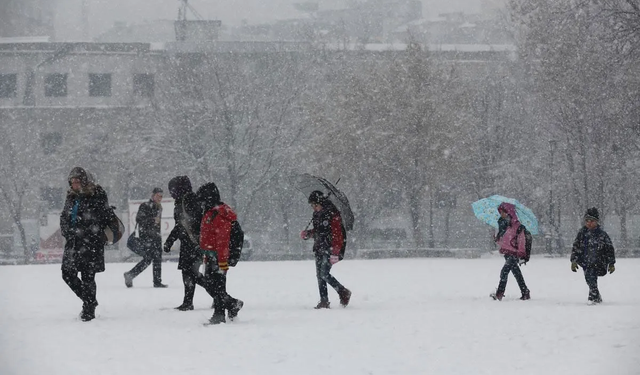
left=133, top=73, right=154, bottom=97
left=41, top=187, right=64, bottom=209
left=0, top=74, right=17, bottom=98
left=44, top=73, right=67, bottom=97
left=89, top=73, right=111, bottom=97
left=41, top=132, right=62, bottom=155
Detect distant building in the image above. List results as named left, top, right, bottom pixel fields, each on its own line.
left=0, top=38, right=513, bottom=260
left=0, top=0, right=56, bottom=39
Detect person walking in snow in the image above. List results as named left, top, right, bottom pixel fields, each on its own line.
left=124, top=187, right=167, bottom=288
left=197, top=182, right=244, bottom=325
left=60, top=167, right=119, bottom=321
left=301, top=190, right=351, bottom=309
left=490, top=202, right=530, bottom=301
left=570, top=208, right=616, bottom=304
left=164, top=176, right=215, bottom=310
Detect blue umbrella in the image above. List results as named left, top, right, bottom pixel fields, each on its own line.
left=471, top=195, right=539, bottom=235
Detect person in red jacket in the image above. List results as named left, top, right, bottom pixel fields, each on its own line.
left=197, top=182, right=244, bottom=325
left=301, top=191, right=351, bottom=309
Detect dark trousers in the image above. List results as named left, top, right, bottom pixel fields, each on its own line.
left=180, top=259, right=217, bottom=306
left=315, top=252, right=344, bottom=302
left=62, top=269, right=97, bottom=307
left=583, top=267, right=601, bottom=299
left=203, top=258, right=239, bottom=316
left=497, top=255, right=528, bottom=295
left=128, top=247, right=162, bottom=285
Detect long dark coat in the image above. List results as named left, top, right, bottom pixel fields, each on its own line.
left=570, top=226, right=616, bottom=277
left=136, top=199, right=162, bottom=251
left=165, top=191, right=202, bottom=270
left=60, top=184, right=115, bottom=273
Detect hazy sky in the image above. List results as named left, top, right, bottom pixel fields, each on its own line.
left=54, top=0, right=488, bottom=40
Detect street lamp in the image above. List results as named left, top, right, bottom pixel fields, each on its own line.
left=547, top=140, right=558, bottom=256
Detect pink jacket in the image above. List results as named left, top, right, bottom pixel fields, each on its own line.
left=496, top=203, right=526, bottom=258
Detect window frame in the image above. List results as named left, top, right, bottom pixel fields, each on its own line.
left=133, top=73, right=155, bottom=98
left=0, top=73, right=18, bottom=98
left=88, top=73, right=112, bottom=97
left=44, top=73, right=68, bottom=97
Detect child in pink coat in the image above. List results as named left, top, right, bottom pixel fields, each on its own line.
left=490, top=202, right=530, bottom=301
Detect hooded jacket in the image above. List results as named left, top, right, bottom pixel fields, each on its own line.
left=495, top=202, right=526, bottom=258
left=165, top=176, right=202, bottom=270
left=60, top=167, right=115, bottom=273
left=200, top=203, right=237, bottom=271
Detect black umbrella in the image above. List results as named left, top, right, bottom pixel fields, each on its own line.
left=290, top=173, right=354, bottom=231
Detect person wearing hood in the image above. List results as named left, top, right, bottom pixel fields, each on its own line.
left=60, top=167, right=119, bottom=321
left=300, top=190, right=351, bottom=309
left=489, top=202, right=530, bottom=301
left=570, top=208, right=616, bottom=304
left=164, top=176, right=215, bottom=310
left=124, top=187, right=167, bottom=288
left=197, top=182, right=244, bottom=325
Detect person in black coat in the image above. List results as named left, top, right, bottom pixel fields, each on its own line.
left=124, top=187, right=167, bottom=288
left=301, top=191, right=351, bottom=309
left=60, top=167, right=118, bottom=321
left=570, top=208, right=616, bottom=304
left=164, top=176, right=216, bottom=310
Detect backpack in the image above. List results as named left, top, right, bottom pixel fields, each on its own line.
left=104, top=205, right=125, bottom=245
left=228, top=220, right=244, bottom=267
left=514, top=224, right=533, bottom=264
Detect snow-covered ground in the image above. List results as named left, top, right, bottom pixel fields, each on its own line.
left=1, top=256, right=639, bottom=375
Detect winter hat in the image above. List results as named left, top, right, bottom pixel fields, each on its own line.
left=497, top=202, right=519, bottom=221
left=168, top=176, right=192, bottom=199
left=68, top=167, right=89, bottom=186
left=584, top=207, right=599, bottom=222
left=196, top=182, right=221, bottom=212
left=152, top=187, right=163, bottom=195
left=308, top=190, right=327, bottom=205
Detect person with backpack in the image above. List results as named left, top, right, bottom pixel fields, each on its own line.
left=164, top=176, right=216, bottom=311
left=124, top=187, right=167, bottom=288
left=300, top=190, right=351, bottom=309
left=60, top=167, right=120, bottom=321
left=197, top=182, right=244, bottom=325
left=570, top=208, right=616, bottom=304
left=489, top=202, right=530, bottom=301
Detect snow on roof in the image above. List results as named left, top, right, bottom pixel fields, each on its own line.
left=355, top=43, right=516, bottom=52
left=0, top=36, right=51, bottom=44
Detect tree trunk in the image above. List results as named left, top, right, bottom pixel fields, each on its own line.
left=408, top=192, right=424, bottom=248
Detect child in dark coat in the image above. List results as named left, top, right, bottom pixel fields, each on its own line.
left=570, top=208, right=616, bottom=304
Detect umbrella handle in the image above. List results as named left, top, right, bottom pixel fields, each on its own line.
left=303, top=218, right=312, bottom=231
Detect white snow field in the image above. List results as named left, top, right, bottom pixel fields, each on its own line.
left=1, top=256, right=639, bottom=375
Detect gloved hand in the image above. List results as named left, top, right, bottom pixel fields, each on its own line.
left=163, top=243, right=171, bottom=253
left=329, top=255, right=339, bottom=265
left=300, top=230, right=309, bottom=240
left=571, top=262, right=579, bottom=272
left=608, top=264, right=615, bottom=274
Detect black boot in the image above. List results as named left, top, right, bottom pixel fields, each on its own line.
left=588, top=289, right=602, bottom=304
left=175, top=303, right=194, bottom=311
left=228, top=299, right=244, bottom=321
left=81, top=302, right=97, bottom=322
left=314, top=300, right=330, bottom=309
left=208, top=314, right=226, bottom=325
